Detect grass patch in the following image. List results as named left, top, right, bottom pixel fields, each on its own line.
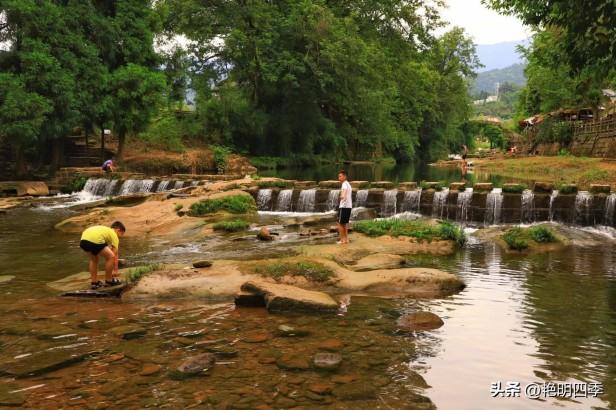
left=256, top=180, right=293, bottom=189
left=190, top=195, right=256, bottom=215
left=126, top=264, right=162, bottom=283
left=352, top=219, right=466, bottom=246
left=502, top=225, right=557, bottom=250
left=254, top=261, right=335, bottom=283
left=174, top=203, right=184, bottom=211
left=213, top=219, right=250, bottom=232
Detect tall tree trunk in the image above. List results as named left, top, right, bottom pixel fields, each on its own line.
left=101, top=128, right=105, bottom=162
left=50, top=136, right=65, bottom=175
left=14, top=144, right=27, bottom=178
left=116, top=130, right=126, bottom=160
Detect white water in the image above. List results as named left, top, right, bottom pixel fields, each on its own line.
left=382, top=190, right=398, bottom=216
left=484, top=188, right=503, bottom=225
left=326, top=190, right=340, bottom=211
left=256, top=189, right=273, bottom=211
left=521, top=189, right=534, bottom=223
left=401, top=190, right=421, bottom=213
left=605, top=193, right=616, bottom=227
left=456, top=189, right=473, bottom=223
left=275, top=189, right=293, bottom=212
left=156, top=180, right=172, bottom=192
left=356, top=190, right=369, bottom=207
left=432, top=189, right=449, bottom=218
left=297, top=189, right=316, bottom=212
left=575, top=191, right=592, bottom=225
left=549, top=190, right=559, bottom=221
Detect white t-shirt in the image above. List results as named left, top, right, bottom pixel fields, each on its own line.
left=340, top=181, right=352, bottom=208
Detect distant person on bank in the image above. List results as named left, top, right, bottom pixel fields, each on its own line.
left=337, top=170, right=352, bottom=244
left=102, top=158, right=114, bottom=174
left=80, top=222, right=126, bottom=289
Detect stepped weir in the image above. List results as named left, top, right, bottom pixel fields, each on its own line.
left=77, top=177, right=616, bottom=227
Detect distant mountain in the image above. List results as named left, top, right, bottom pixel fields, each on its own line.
left=476, top=39, right=529, bottom=72
left=472, top=63, right=526, bottom=95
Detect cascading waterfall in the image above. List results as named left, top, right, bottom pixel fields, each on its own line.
left=256, top=189, right=273, bottom=211
left=521, top=189, right=535, bottom=223
left=156, top=180, right=172, bottom=192
left=575, top=191, right=592, bottom=225
left=275, top=189, right=293, bottom=212
left=119, top=179, right=154, bottom=195
left=82, top=178, right=119, bottom=196
left=456, top=189, right=473, bottom=223
left=174, top=180, right=185, bottom=190
left=549, top=190, right=558, bottom=221
left=484, top=188, right=503, bottom=225
left=327, top=190, right=340, bottom=211
left=382, top=190, right=398, bottom=216
left=605, top=193, right=616, bottom=227
left=432, top=189, right=449, bottom=218
left=297, top=189, right=316, bottom=212
left=356, top=190, right=369, bottom=207
left=191, top=181, right=199, bottom=187
left=401, top=190, right=421, bottom=213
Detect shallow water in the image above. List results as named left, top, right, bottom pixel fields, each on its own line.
left=0, top=204, right=615, bottom=409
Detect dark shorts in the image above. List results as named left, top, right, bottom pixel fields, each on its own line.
left=80, top=240, right=107, bottom=256
left=338, top=208, right=352, bottom=224
left=462, top=154, right=467, bottom=160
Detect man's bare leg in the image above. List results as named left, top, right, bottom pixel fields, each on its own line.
left=337, top=223, right=344, bottom=243
left=99, top=247, right=115, bottom=282
left=342, top=224, right=349, bottom=243
left=89, top=254, right=99, bottom=283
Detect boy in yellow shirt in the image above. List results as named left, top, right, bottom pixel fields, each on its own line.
left=80, top=221, right=126, bottom=289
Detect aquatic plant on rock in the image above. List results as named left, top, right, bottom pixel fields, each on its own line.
left=190, top=194, right=256, bottom=215
left=213, top=219, right=250, bottom=232
left=352, top=219, right=466, bottom=246
left=502, top=183, right=527, bottom=194
left=503, top=227, right=528, bottom=250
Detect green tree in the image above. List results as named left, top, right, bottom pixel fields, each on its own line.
left=109, top=64, right=165, bottom=159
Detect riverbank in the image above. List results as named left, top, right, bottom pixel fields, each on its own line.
left=473, top=156, right=616, bottom=189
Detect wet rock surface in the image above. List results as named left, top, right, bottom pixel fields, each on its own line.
left=397, top=311, right=444, bottom=331
left=241, top=281, right=339, bottom=313
left=172, top=353, right=216, bottom=379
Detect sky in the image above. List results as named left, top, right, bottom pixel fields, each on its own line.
left=439, top=0, right=532, bottom=45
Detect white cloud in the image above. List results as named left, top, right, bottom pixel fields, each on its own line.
left=439, top=0, right=532, bottom=44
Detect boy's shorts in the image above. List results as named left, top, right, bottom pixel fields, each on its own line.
left=338, top=208, right=352, bottom=224
left=80, top=240, right=107, bottom=255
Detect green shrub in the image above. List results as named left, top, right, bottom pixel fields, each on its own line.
left=528, top=226, right=556, bottom=243
left=558, top=148, right=572, bottom=157
left=556, top=183, right=578, bottom=194
left=502, top=184, right=527, bottom=194
left=353, top=219, right=465, bottom=245
left=190, top=195, right=256, bottom=215
left=254, top=261, right=334, bottom=283
left=174, top=203, right=184, bottom=211
left=126, top=264, right=162, bottom=283
left=420, top=181, right=444, bottom=191
left=210, top=144, right=232, bottom=174
left=63, top=175, right=89, bottom=193
left=256, top=180, right=293, bottom=188
left=213, top=219, right=250, bottom=232
left=438, top=221, right=467, bottom=247
left=503, top=227, right=529, bottom=250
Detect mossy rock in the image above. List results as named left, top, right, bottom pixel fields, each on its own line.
left=533, top=182, right=554, bottom=193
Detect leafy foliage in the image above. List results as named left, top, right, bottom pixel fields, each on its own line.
left=503, top=227, right=529, bottom=250
left=502, top=184, right=527, bottom=193
left=528, top=226, right=556, bottom=243
left=210, top=145, right=232, bottom=175
left=256, top=180, right=293, bottom=189
left=190, top=195, right=256, bottom=215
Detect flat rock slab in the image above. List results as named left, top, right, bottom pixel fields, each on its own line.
left=49, top=270, right=129, bottom=294
left=62, top=285, right=126, bottom=298
left=0, top=349, right=95, bottom=378
left=313, top=353, right=342, bottom=370
left=350, top=254, right=405, bottom=272
left=110, top=325, right=147, bottom=340
left=241, top=281, right=339, bottom=313
left=0, top=181, right=49, bottom=197
left=0, top=383, right=25, bottom=407
left=0, top=275, right=15, bottom=284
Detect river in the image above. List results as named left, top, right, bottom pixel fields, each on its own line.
left=0, top=199, right=614, bottom=408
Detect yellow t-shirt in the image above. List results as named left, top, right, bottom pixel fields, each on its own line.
left=81, top=226, right=119, bottom=250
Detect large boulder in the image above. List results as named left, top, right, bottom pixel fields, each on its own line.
left=241, top=281, right=339, bottom=313
left=397, top=311, right=444, bottom=331
left=257, top=227, right=273, bottom=241
left=0, top=181, right=49, bottom=197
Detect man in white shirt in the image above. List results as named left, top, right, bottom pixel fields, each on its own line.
left=337, top=170, right=352, bottom=244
